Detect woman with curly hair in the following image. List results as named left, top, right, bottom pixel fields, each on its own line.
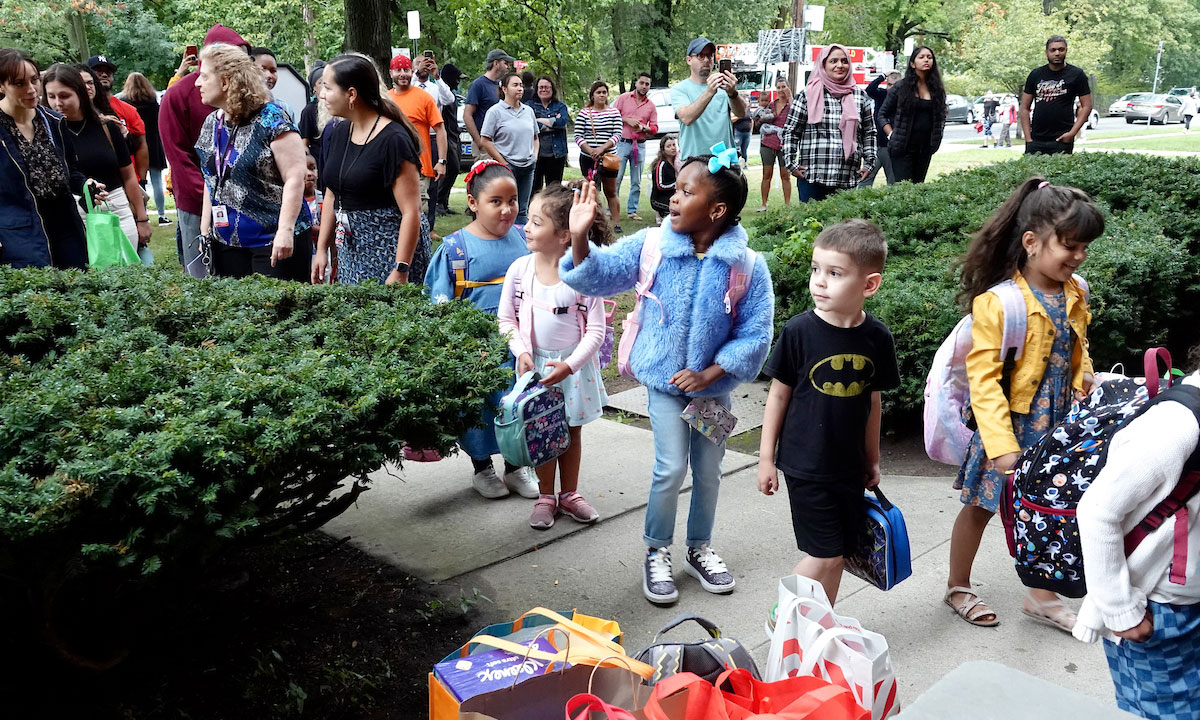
left=194, top=43, right=311, bottom=279
left=878, top=45, right=947, bottom=184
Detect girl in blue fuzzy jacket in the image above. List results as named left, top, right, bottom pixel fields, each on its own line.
left=562, top=154, right=775, bottom=605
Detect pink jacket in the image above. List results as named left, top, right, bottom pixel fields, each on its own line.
left=497, top=254, right=606, bottom=373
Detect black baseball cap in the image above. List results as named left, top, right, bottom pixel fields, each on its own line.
left=86, top=55, right=117, bottom=72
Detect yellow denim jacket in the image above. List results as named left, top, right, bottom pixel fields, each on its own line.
left=966, top=271, right=1093, bottom=459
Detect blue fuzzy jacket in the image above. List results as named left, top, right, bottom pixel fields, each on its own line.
left=560, top=223, right=775, bottom=397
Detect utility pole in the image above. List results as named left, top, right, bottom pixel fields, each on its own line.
left=788, top=0, right=805, bottom=90
left=1147, top=40, right=1162, bottom=126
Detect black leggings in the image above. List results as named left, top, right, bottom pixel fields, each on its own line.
left=211, top=229, right=313, bottom=281
left=533, top=156, right=567, bottom=193
left=890, top=149, right=933, bottom=184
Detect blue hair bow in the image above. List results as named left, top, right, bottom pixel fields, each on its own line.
left=708, top=142, right=739, bottom=174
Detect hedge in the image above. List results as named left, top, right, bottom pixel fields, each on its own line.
left=748, top=153, right=1200, bottom=416
left=0, top=267, right=509, bottom=638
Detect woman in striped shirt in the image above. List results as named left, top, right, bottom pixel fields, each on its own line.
left=574, top=81, right=623, bottom=232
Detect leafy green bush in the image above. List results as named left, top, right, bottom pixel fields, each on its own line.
left=0, top=267, right=509, bottom=584
left=749, top=153, right=1200, bottom=416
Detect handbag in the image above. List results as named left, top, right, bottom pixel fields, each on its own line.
left=719, top=667, right=870, bottom=720
left=588, top=108, right=621, bottom=173
left=843, top=487, right=912, bottom=591
left=83, top=189, right=139, bottom=269
left=634, top=613, right=760, bottom=686
left=765, top=576, right=899, bottom=720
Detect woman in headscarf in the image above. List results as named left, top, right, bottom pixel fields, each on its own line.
left=780, top=44, right=876, bottom=202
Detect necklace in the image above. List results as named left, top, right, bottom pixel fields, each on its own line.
left=66, top=118, right=87, bottom=137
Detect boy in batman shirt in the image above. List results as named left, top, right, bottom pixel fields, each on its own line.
left=757, top=219, right=900, bottom=605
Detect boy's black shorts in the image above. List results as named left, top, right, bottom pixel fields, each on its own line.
left=783, top=474, right=865, bottom=558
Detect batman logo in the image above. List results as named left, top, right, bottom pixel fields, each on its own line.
left=809, top=353, right=875, bottom=397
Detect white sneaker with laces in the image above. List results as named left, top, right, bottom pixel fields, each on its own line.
left=684, top=545, right=736, bottom=593
left=503, top=467, right=539, bottom=498
left=472, top=466, right=509, bottom=499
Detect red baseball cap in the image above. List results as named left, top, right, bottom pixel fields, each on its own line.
left=390, top=54, right=412, bottom=70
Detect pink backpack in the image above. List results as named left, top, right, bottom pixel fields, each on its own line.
left=923, top=275, right=1089, bottom=465
left=616, top=228, right=758, bottom=381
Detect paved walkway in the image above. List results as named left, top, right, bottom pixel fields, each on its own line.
left=323, top=410, right=1120, bottom=710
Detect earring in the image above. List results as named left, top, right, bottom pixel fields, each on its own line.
left=349, top=98, right=355, bottom=111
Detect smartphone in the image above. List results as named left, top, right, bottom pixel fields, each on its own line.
left=423, top=50, right=434, bottom=58
left=719, top=58, right=732, bottom=74
left=186, top=44, right=198, bottom=59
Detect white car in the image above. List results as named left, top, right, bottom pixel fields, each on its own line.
left=1109, top=93, right=1151, bottom=116
left=648, top=88, right=680, bottom=137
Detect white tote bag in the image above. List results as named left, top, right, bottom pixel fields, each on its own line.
left=765, top=575, right=900, bottom=719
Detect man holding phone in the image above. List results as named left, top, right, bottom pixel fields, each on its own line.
left=670, top=37, right=745, bottom=162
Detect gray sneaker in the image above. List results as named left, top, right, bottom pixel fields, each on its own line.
left=471, top=466, right=509, bottom=499
left=684, top=545, right=735, bottom=594
left=643, top=547, right=679, bottom=604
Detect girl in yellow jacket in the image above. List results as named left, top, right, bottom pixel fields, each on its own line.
left=944, top=177, right=1105, bottom=632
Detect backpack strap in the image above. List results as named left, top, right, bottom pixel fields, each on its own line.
left=636, top=227, right=665, bottom=325
left=724, top=247, right=757, bottom=319
left=1122, top=384, right=1200, bottom=584
left=988, top=280, right=1028, bottom=400
left=512, top=255, right=589, bottom=352
left=442, top=231, right=505, bottom=299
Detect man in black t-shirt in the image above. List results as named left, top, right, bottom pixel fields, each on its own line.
left=1020, top=35, right=1092, bottom=155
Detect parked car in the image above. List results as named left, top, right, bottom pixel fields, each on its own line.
left=945, top=94, right=976, bottom=124
left=648, top=87, right=680, bottom=136
left=1084, top=106, right=1101, bottom=129
left=456, top=96, right=475, bottom=165
left=1168, top=86, right=1197, bottom=97
left=1108, top=92, right=1152, bottom=116
left=1125, top=94, right=1184, bottom=124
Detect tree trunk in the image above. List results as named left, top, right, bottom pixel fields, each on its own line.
left=343, top=0, right=393, bottom=79
left=65, top=10, right=89, bottom=62
left=612, top=3, right=627, bottom=94
left=649, top=0, right=672, bottom=86
left=303, top=0, right=317, bottom=77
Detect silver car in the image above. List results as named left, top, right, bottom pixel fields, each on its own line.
left=1109, top=92, right=1151, bottom=116
left=1125, top=94, right=1184, bottom=124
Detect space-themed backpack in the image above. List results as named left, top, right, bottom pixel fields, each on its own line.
left=1001, top=348, right=1200, bottom=598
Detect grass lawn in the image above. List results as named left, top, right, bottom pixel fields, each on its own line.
left=1086, top=133, right=1200, bottom=153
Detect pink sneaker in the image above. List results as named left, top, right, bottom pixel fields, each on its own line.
left=529, top=496, right=557, bottom=530
left=558, top=491, right=599, bottom=523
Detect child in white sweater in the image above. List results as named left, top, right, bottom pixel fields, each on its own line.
left=1075, top=369, right=1200, bottom=719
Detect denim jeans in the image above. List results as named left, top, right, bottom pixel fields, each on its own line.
left=147, top=167, right=167, bottom=219
left=615, top=139, right=645, bottom=215
left=734, top=129, right=752, bottom=162
left=175, top=208, right=202, bottom=268
left=643, top=388, right=730, bottom=549
left=510, top=163, right=535, bottom=225
left=796, top=178, right=837, bottom=203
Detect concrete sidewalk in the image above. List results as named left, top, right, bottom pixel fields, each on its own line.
left=323, top=415, right=1119, bottom=709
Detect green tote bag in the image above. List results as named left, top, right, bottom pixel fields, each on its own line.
left=83, top=190, right=139, bottom=269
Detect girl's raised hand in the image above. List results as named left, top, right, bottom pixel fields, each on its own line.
left=569, top=182, right=599, bottom=266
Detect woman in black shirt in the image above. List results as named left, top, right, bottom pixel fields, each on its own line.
left=121, top=72, right=170, bottom=225
left=311, top=54, right=429, bottom=286
left=878, top=46, right=946, bottom=184
left=43, top=64, right=151, bottom=251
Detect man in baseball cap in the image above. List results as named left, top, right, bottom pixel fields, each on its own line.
left=463, top=49, right=514, bottom=158
left=86, top=55, right=150, bottom=181
left=670, top=36, right=743, bottom=161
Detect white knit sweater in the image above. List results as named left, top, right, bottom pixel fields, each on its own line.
left=1074, top=373, right=1200, bottom=644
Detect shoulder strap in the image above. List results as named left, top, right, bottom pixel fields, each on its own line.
left=724, top=247, right=757, bottom=318
left=987, top=279, right=1028, bottom=400
left=441, top=232, right=468, bottom=299
left=637, top=228, right=665, bottom=323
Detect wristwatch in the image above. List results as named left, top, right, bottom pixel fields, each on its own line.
left=436, top=159, right=446, bottom=165
left=394, top=261, right=411, bottom=274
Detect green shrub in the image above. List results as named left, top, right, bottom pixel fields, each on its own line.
left=0, top=267, right=510, bottom=585
left=749, top=153, right=1200, bottom=416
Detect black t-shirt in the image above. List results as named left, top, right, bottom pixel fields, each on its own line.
left=910, top=98, right=935, bottom=150
left=322, top=120, right=420, bottom=211
left=64, top=118, right=130, bottom=192
left=1023, top=63, right=1091, bottom=142
left=983, top=99, right=999, bottom=120
left=763, top=310, right=900, bottom=483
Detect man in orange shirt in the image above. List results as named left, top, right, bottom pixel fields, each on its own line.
left=388, top=54, right=447, bottom=230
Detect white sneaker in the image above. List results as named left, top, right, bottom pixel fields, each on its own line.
left=472, top=466, right=509, bottom=499
left=503, top=467, right=539, bottom=498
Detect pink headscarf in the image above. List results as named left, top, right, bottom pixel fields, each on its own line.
left=806, top=44, right=859, bottom=160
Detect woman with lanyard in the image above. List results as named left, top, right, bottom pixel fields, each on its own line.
left=42, top=64, right=152, bottom=256
left=311, top=53, right=429, bottom=286
left=0, top=48, right=91, bottom=269
left=194, top=43, right=310, bottom=280
left=780, top=44, right=876, bottom=202
left=878, top=45, right=946, bottom=184
left=479, top=72, right=538, bottom=225
left=573, top=80, right=623, bottom=232
left=527, top=75, right=569, bottom=193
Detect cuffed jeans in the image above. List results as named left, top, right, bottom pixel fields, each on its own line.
left=176, top=208, right=202, bottom=268
left=643, top=388, right=729, bottom=549
left=616, top=139, right=645, bottom=215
